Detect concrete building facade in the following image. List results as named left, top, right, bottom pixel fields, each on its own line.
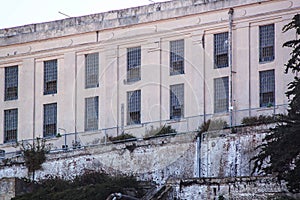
left=0, top=0, right=298, bottom=153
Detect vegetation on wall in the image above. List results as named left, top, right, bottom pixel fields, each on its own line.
left=108, top=133, right=137, bottom=143
left=19, top=137, right=51, bottom=180
left=241, top=115, right=284, bottom=126
left=12, top=172, right=144, bottom=200
left=198, top=119, right=228, bottom=135
left=251, top=14, right=300, bottom=193
left=144, top=125, right=177, bottom=139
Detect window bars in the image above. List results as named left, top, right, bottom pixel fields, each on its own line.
left=214, top=32, right=228, bottom=69
left=170, top=39, right=184, bottom=75
left=85, top=53, right=99, bottom=88
left=170, top=84, right=184, bottom=119
left=85, top=96, right=99, bottom=131
left=259, top=24, right=274, bottom=63
left=260, top=70, right=275, bottom=107
left=4, top=109, right=18, bottom=143
left=44, top=59, right=57, bottom=95
left=214, top=77, right=229, bottom=113
left=127, top=47, right=141, bottom=82
left=43, top=103, right=57, bottom=137
left=4, top=66, right=18, bottom=101
left=127, top=90, right=141, bottom=125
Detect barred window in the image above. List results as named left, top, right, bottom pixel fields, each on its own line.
left=44, top=59, right=57, bottom=95
left=214, top=32, right=228, bottom=69
left=214, top=77, right=229, bottom=113
left=85, top=96, right=99, bottom=131
left=43, top=103, right=57, bottom=137
left=259, top=24, right=274, bottom=63
left=4, top=66, right=18, bottom=101
left=260, top=70, right=275, bottom=107
left=170, top=84, right=184, bottom=119
left=4, top=109, right=18, bottom=143
left=127, top=47, right=141, bottom=82
left=170, top=39, right=184, bottom=75
left=127, top=90, right=141, bottom=125
left=85, top=53, right=99, bottom=88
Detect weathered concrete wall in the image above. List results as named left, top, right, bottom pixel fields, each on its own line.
left=0, top=132, right=197, bottom=185
left=169, top=176, right=288, bottom=200
left=0, top=178, right=15, bottom=200
left=200, top=125, right=270, bottom=178
left=0, top=126, right=272, bottom=184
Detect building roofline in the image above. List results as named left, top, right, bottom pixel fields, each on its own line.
left=0, top=0, right=270, bottom=46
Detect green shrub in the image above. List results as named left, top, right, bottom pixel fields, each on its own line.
left=145, top=125, right=177, bottom=139
left=241, top=115, right=284, bottom=126
left=198, top=119, right=228, bottom=134
left=12, top=172, right=143, bottom=200
left=108, top=134, right=136, bottom=143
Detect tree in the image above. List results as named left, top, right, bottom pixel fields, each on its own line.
left=252, top=14, right=300, bottom=193
left=20, top=137, right=51, bottom=180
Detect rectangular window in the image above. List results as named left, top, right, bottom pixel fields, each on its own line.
left=214, top=77, right=229, bottom=113
left=44, top=59, right=57, bottom=95
left=4, top=109, right=18, bottom=143
left=85, top=53, right=99, bottom=88
left=170, top=84, right=184, bottom=119
left=43, top=103, right=57, bottom=137
left=85, top=96, right=99, bottom=131
left=127, top=90, right=141, bottom=125
left=214, top=32, right=228, bottom=69
left=259, top=24, right=274, bottom=63
left=170, top=39, right=184, bottom=75
left=127, top=47, right=141, bottom=82
left=260, top=70, right=275, bottom=107
left=4, top=66, right=18, bottom=101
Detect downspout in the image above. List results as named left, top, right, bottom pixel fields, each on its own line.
left=197, top=135, right=202, bottom=178
left=33, top=58, right=36, bottom=141
left=248, top=23, right=252, bottom=116
left=202, top=33, right=206, bottom=123
left=159, top=38, right=162, bottom=126
left=75, top=52, right=78, bottom=143
left=117, top=45, right=120, bottom=136
left=228, top=8, right=234, bottom=127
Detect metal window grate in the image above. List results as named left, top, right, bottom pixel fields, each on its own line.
left=43, top=103, right=57, bottom=137
left=127, top=90, right=141, bottom=125
left=170, top=39, right=184, bottom=75
left=85, top=96, right=99, bottom=131
left=214, top=32, right=228, bottom=68
left=44, top=59, right=57, bottom=95
left=170, top=84, right=184, bottom=119
left=259, top=24, right=274, bottom=62
left=127, top=47, right=141, bottom=82
left=260, top=70, right=275, bottom=107
left=85, top=53, right=99, bottom=88
left=4, top=109, right=18, bottom=143
left=214, top=77, right=229, bottom=113
left=4, top=66, right=18, bottom=101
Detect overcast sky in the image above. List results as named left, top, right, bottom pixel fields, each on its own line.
left=0, top=0, right=167, bottom=29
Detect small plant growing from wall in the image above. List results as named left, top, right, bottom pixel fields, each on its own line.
left=109, top=133, right=137, bottom=143
left=198, top=119, right=228, bottom=135
left=144, top=125, right=177, bottom=139
left=19, top=137, right=51, bottom=180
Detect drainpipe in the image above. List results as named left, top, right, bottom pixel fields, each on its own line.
left=197, top=135, right=202, bottom=178
left=228, top=8, right=234, bottom=128
left=75, top=52, right=78, bottom=143
left=117, top=45, right=120, bottom=136
left=248, top=23, right=252, bottom=117
left=159, top=38, right=162, bottom=126
left=202, top=33, right=206, bottom=123
left=33, top=58, right=36, bottom=142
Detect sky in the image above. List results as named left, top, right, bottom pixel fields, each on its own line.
left=0, top=0, right=168, bottom=29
